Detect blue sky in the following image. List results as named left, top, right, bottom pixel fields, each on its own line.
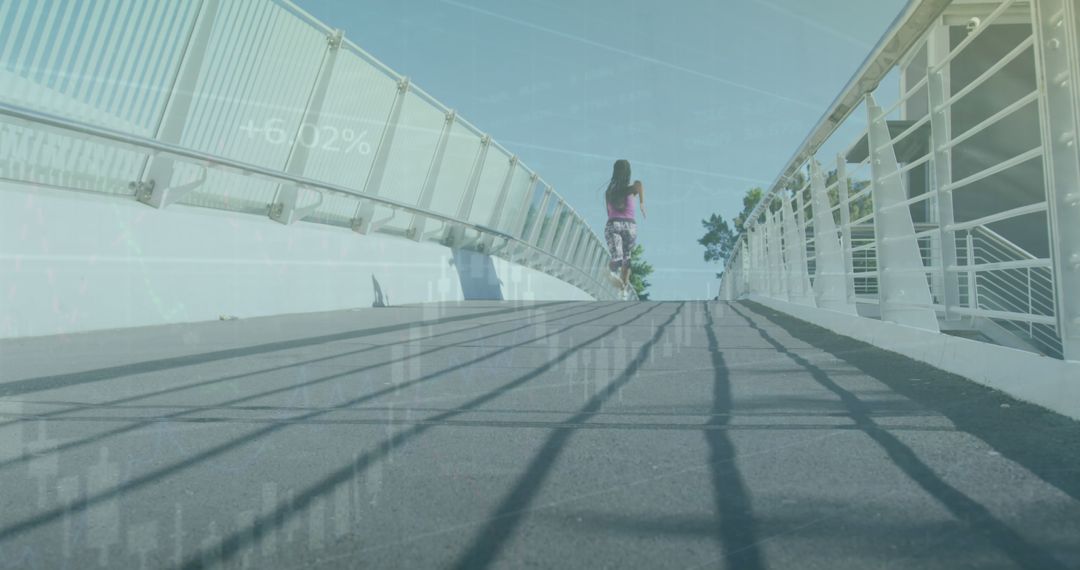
left=295, top=0, right=907, bottom=300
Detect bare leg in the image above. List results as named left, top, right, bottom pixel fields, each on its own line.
left=620, top=264, right=631, bottom=289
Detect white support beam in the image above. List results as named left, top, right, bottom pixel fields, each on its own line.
left=741, top=237, right=751, bottom=297
left=477, top=154, right=518, bottom=252
left=527, top=188, right=553, bottom=246
left=135, top=0, right=220, bottom=208
left=407, top=111, right=457, bottom=241
left=270, top=29, right=344, bottom=226
left=443, top=134, right=490, bottom=247
left=353, top=77, right=410, bottom=235
left=541, top=201, right=566, bottom=257
left=836, top=154, right=857, bottom=306
left=754, top=227, right=766, bottom=295
left=509, top=174, right=539, bottom=241
left=866, top=93, right=939, bottom=331
left=928, top=69, right=963, bottom=320
left=766, top=209, right=788, bottom=301
left=810, top=159, right=857, bottom=314
left=781, top=195, right=815, bottom=306
left=1033, top=0, right=1080, bottom=360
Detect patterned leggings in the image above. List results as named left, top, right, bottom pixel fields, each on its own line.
left=605, top=219, right=637, bottom=271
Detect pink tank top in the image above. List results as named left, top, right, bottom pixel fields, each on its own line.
left=607, top=190, right=636, bottom=221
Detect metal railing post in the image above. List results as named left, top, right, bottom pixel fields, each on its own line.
left=766, top=209, right=786, bottom=300
left=526, top=187, right=553, bottom=246
left=407, top=110, right=457, bottom=240
left=866, top=93, right=940, bottom=331
left=928, top=69, right=962, bottom=320
left=1032, top=0, right=1080, bottom=360
left=967, top=231, right=979, bottom=309
left=836, top=153, right=857, bottom=305
left=135, top=0, right=220, bottom=208
left=270, top=29, right=345, bottom=226
left=540, top=200, right=566, bottom=257
left=510, top=174, right=540, bottom=239
left=809, top=159, right=857, bottom=313
left=477, top=155, right=518, bottom=252
left=443, top=134, right=490, bottom=247
left=781, top=189, right=815, bottom=305
left=353, top=76, right=410, bottom=234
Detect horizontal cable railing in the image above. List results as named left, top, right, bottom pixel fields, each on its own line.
left=720, top=0, right=1078, bottom=362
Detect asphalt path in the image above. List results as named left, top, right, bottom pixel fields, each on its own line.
left=0, top=300, right=1077, bottom=569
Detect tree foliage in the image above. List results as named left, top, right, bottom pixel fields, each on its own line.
left=698, top=213, right=736, bottom=264
left=700, top=166, right=872, bottom=270
left=629, top=244, right=653, bottom=300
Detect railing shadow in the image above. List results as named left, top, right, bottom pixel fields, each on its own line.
left=0, top=302, right=600, bottom=477
left=0, top=301, right=572, bottom=398
left=739, top=301, right=1080, bottom=504
left=733, top=301, right=1072, bottom=570
left=0, top=302, right=644, bottom=549
left=171, top=302, right=665, bottom=570
left=449, top=302, right=685, bottom=570
left=703, top=304, right=766, bottom=569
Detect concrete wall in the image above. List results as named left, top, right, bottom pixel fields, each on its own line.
left=0, top=180, right=592, bottom=338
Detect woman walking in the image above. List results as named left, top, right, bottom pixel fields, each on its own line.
left=604, top=159, right=645, bottom=299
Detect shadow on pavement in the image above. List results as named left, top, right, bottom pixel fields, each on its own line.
left=0, top=303, right=643, bottom=556
left=735, top=301, right=1073, bottom=570
left=703, top=304, right=766, bottom=569
left=450, top=302, right=686, bottom=570
left=172, top=302, right=665, bottom=569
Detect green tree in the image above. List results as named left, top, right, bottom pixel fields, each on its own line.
left=698, top=213, right=736, bottom=263
left=629, top=244, right=653, bottom=300
left=733, top=187, right=764, bottom=233
left=700, top=186, right=767, bottom=268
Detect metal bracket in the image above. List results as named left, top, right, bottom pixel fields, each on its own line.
left=269, top=186, right=324, bottom=225
left=361, top=207, right=398, bottom=235
left=327, top=29, right=343, bottom=49
left=134, top=165, right=208, bottom=209
left=130, top=180, right=156, bottom=202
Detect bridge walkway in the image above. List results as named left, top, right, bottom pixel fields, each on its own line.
left=0, top=301, right=1077, bottom=569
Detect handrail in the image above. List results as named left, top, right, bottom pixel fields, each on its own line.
left=739, top=0, right=952, bottom=234
left=973, top=226, right=1038, bottom=261
left=0, top=101, right=616, bottom=298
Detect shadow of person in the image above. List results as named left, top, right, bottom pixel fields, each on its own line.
left=372, top=275, right=389, bottom=308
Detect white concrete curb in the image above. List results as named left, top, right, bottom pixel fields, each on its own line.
left=746, top=295, right=1080, bottom=421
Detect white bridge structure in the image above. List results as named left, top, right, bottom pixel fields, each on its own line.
left=719, top=0, right=1080, bottom=418
left=0, top=0, right=622, bottom=339
left=2, top=1, right=1080, bottom=568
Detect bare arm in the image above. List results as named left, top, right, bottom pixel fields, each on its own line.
left=634, top=180, right=646, bottom=219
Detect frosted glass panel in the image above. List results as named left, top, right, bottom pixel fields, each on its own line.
left=180, top=1, right=324, bottom=168
left=0, top=118, right=146, bottom=195
left=302, top=48, right=400, bottom=192
left=499, top=164, right=534, bottom=236
left=467, top=146, right=512, bottom=226
left=376, top=91, right=445, bottom=231
left=424, top=122, right=483, bottom=234
left=0, top=0, right=200, bottom=135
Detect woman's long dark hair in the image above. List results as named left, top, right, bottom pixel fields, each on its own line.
left=605, top=159, right=632, bottom=211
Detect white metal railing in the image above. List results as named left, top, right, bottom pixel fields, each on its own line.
left=720, top=0, right=1080, bottom=362
left=0, top=0, right=619, bottom=300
